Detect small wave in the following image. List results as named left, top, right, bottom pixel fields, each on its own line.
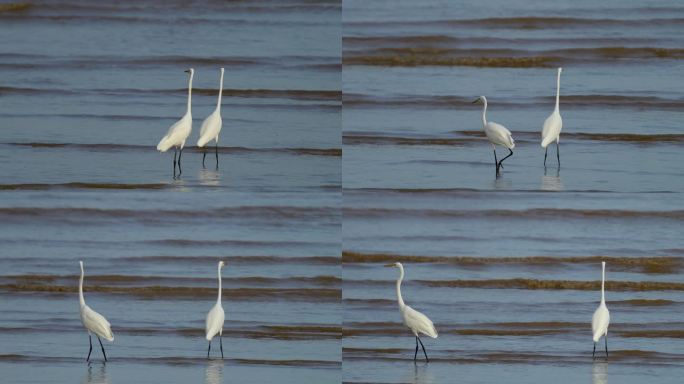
left=415, top=278, right=684, bottom=291
left=344, top=54, right=555, bottom=68
left=121, top=255, right=339, bottom=266
left=1, top=142, right=341, bottom=157
left=343, top=134, right=478, bottom=146
left=343, top=207, right=684, bottom=220
left=618, top=330, right=684, bottom=338
left=0, top=283, right=340, bottom=302
left=0, top=182, right=169, bottom=191
left=342, top=252, right=683, bottom=274
left=0, top=3, right=30, bottom=13
left=347, top=17, right=684, bottom=29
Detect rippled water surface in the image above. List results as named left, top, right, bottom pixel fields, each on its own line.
left=342, top=0, right=684, bottom=383
left=0, top=1, right=341, bottom=383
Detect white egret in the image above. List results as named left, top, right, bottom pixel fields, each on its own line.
left=197, top=68, right=224, bottom=168
left=157, top=68, right=194, bottom=177
left=541, top=67, right=563, bottom=167
left=385, top=262, right=438, bottom=362
left=472, top=96, right=515, bottom=175
left=592, top=261, right=610, bottom=359
left=206, top=261, right=226, bottom=358
left=78, top=261, right=114, bottom=362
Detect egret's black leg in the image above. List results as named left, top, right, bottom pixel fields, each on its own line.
left=592, top=342, right=596, bottom=359
left=202, top=148, right=207, bottom=168
left=97, top=336, right=107, bottom=362
left=417, top=336, right=429, bottom=362
left=215, top=142, right=219, bottom=168
left=220, top=334, right=224, bottom=358
left=86, top=335, right=93, bottom=362
left=207, top=341, right=211, bottom=359
left=414, top=336, right=419, bottom=361
left=498, top=149, right=513, bottom=170
left=544, top=147, right=548, bottom=167
left=556, top=141, right=560, bottom=167
left=173, top=148, right=177, bottom=177
left=605, top=335, right=608, bottom=359
left=493, top=148, right=499, bottom=175
left=178, top=148, right=183, bottom=175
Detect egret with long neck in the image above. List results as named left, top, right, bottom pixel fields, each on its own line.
left=541, top=67, right=563, bottom=167
left=472, top=96, right=515, bottom=176
left=205, top=261, right=226, bottom=358
left=197, top=68, right=225, bottom=168
left=78, top=261, right=114, bottom=362
left=157, top=68, right=194, bottom=177
left=592, top=261, right=610, bottom=359
left=385, top=262, right=438, bottom=362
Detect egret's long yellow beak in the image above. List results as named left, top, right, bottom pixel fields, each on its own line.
left=471, top=98, right=480, bottom=104
left=383, top=263, right=395, bottom=267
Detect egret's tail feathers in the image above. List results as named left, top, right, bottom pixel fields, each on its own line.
left=426, top=325, right=438, bottom=338
left=508, top=134, right=516, bottom=150
left=592, top=332, right=602, bottom=343
left=197, top=135, right=211, bottom=148
left=157, top=136, right=173, bottom=152
left=541, top=134, right=556, bottom=148
left=102, top=327, right=114, bottom=342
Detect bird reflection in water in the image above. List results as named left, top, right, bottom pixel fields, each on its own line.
left=82, top=361, right=109, bottom=384
left=406, top=362, right=436, bottom=384
left=541, top=167, right=563, bottom=191
left=205, top=359, right=224, bottom=384
left=199, top=168, right=221, bottom=187
left=592, top=360, right=608, bottom=384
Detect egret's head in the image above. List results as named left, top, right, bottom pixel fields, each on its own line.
left=79, top=260, right=83, bottom=267
left=558, top=67, right=563, bottom=74
left=219, top=261, right=225, bottom=269
left=220, top=67, right=225, bottom=74
left=184, top=68, right=194, bottom=75
left=384, top=262, right=402, bottom=268
left=472, top=96, right=486, bottom=104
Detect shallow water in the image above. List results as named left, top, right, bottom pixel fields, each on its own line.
left=342, top=0, right=684, bottom=383
left=0, top=1, right=341, bottom=383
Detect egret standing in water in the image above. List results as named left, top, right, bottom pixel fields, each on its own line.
left=206, top=261, right=226, bottom=359
left=385, top=262, right=438, bottom=362
left=197, top=68, right=224, bottom=168
left=157, top=68, right=194, bottom=177
left=78, top=261, right=114, bottom=362
left=592, top=261, right=610, bottom=359
left=541, top=67, right=563, bottom=167
left=472, top=96, right=515, bottom=176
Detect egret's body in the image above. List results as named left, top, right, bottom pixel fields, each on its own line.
left=157, top=68, right=194, bottom=177
left=473, top=96, right=515, bottom=175
left=198, top=68, right=224, bottom=168
left=79, top=261, right=113, bottom=362
left=592, top=261, right=610, bottom=359
left=385, top=262, right=437, bottom=362
left=206, top=261, right=226, bottom=358
left=542, top=67, right=563, bottom=166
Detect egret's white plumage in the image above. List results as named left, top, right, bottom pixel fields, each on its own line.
left=79, top=261, right=113, bottom=362
left=385, top=262, right=437, bottom=362
left=542, top=67, right=563, bottom=166
left=592, top=261, right=610, bottom=359
left=198, top=68, right=224, bottom=167
left=205, top=261, right=226, bottom=358
left=157, top=68, right=194, bottom=175
left=473, top=96, right=515, bottom=175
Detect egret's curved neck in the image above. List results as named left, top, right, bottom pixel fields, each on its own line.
left=217, top=265, right=222, bottom=305
left=79, top=264, right=85, bottom=307
left=216, top=71, right=224, bottom=110
left=555, top=70, right=561, bottom=112
left=481, top=98, right=488, bottom=128
left=600, top=263, right=605, bottom=304
left=186, top=72, right=194, bottom=115
left=396, top=265, right=405, bottom=308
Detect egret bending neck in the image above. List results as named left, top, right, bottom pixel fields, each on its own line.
left=481, top=98, right=488, bottom=127
left=79, top=263, right=85, bottom=307
left=396, top=265, right=405, bottom=308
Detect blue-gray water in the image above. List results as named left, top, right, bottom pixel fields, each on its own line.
left=2, top=0, right=684, bottom=383
left=0, top=1, right=340, bottom=383
left=342, top=0, right=684, bottom=383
